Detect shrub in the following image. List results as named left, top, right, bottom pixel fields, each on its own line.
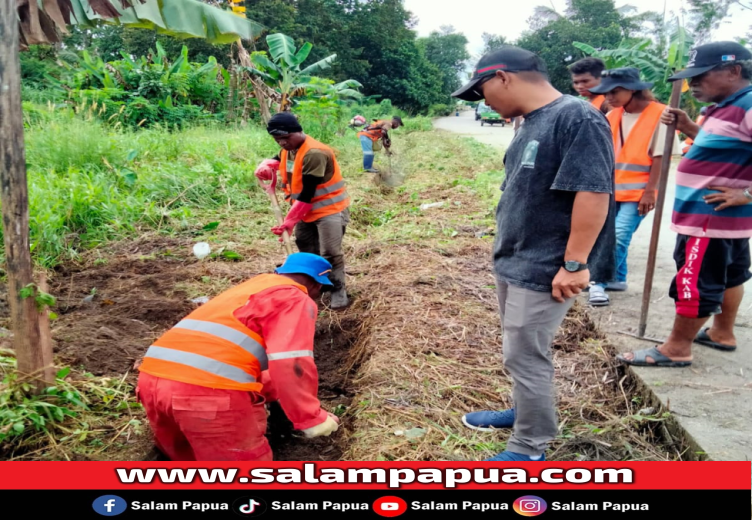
left=429, top=104, right=452, bottom=117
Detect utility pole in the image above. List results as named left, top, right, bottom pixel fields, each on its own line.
left=0, top=0, right=54, bottom=390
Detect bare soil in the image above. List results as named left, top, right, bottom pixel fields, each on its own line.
left=13, top=235, right=372, bottom=461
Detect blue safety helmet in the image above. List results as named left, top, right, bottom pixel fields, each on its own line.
left=275, top=253, right=333, bottom=286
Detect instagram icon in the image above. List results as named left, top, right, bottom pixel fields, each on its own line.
left=513, top=496, right=547, bottom=517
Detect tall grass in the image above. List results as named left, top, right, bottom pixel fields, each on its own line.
left=15, top=106, right=279, bottom=267
left=9, top=104, right=437, bottom=267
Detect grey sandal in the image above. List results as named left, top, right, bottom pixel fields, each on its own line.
left=617, top=346, right=692, bottom=367
left=588, top=285, right=610, bottom=306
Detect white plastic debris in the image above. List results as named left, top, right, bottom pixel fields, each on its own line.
left=419, top=201, right=445, bottom=211
left=193, top=242, right=211, bottom=260
left=191, top=296, right=210, bottom=305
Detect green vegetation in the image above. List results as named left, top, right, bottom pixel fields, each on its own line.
left=0, top=353, right=139, bottom=459
left=54, top=43, right=227, bottom=129
left=247, top=32, right=363, bottom=112
left=573, top=22, right=705, bottom=115
left=515, top=0, right=742, bottom=96
left=13, top=104, right=433, bottom=268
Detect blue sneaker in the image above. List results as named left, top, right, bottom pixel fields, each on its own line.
left=485, top=451, right=546, bottom=462
left=462, top=409, right=515, bottom=431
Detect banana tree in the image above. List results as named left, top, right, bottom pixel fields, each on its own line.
left=246, top=33, right=340, bottom=112
left=573, top=20, right=695, bottom=102
left=2, top=0, right=263, bottom=391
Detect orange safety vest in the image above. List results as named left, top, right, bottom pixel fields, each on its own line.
left=608, top=101, right=666, bottom=202
left=681, top=115, right=705, bottom=154
left=357, top=120, right=389, bottom=141
left=280, top=136, right=350, bottom=223
left=590, top=95, right=606, bottom=111
left=139, top=274, right=306, bottom=392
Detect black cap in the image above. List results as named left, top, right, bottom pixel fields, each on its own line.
left=267, top=112, right=303, bottom=136
left=589, top=67, right=653, bottom=94
left=669, top=41, right=752, bottom=81
left=452, top=46, right=547, bottom=102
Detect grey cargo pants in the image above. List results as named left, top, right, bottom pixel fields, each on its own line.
left=497, top=277, right=574, bottom=456
left=294, top=209, right=349, bottom=293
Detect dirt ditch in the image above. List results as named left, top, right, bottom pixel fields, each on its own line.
left=28, top=236, right=374, bottom=461
left=267, top=312, right=370, bottom=461
left=1, top=234, right=680, bottom=462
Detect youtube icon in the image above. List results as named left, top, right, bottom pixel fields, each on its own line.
left=373, top=496, right=408, bottom=517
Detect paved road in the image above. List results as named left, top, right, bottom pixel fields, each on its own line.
left=434, top=110, right=517, bottom=149
left=436, top=112, right=752, bottom=461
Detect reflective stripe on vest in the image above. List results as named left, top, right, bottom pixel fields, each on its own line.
left=615, top=162, right=651, bottom=173
left=280, top=136, right=350, bottom=222
left=138, top=274, right=308, bottom=391
left=608, top=101, right=666, bottom=203
left=615, top=182, right=648, bottom=191
left=312, top=191, right=349, bottom=210
left=290, top=180, right=346, bottom=201
left=174, top=319, right=269, bottom=370
left=268, top=350, right=314, bottom=361
left=144, top=346, right=257, bottom=385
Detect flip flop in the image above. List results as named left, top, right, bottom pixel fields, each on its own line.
left=616, top=346, right=692, bottom=367
left=694, top=328, right=737, bottom=352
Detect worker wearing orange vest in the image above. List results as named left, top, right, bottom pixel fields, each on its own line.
left=587, top=68, right=682, bottom=306
left=136, top=253, right=340, bottom=461
left=358, top=116, right=403, bottom=172
left=681, top=106, right=707, bottom=155
left=569, top=57, right=610, bottom=114
left=255, top=113, right=351, bottom=309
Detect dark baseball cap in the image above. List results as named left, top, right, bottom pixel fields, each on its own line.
left=452, top=46, right=547, bottom=102
left=669, top=41, right=752, bottom=81
left=589, top=67, right=654, bottom=94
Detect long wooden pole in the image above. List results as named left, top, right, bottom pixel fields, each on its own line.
left=0, top=0, right=52, bottom=391
left=638, top=80, right=684, bottom=338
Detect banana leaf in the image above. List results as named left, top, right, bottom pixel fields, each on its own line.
left=299, top=54, right=337, bottom=75
left=267, top=33, right=297, bottom=66
left=291, top=42, right=313, bottom=67
left=67, top=0, right=264, bottom=44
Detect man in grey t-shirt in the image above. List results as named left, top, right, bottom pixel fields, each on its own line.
left=453, top=47, right=615, bottom=461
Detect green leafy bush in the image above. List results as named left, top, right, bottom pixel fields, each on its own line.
left=429, top=104, right=452, bottom=117
left=54, top=43, right=227, bottom=129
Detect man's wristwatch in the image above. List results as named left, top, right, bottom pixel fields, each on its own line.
left=563, top=260, right=588, bottom=273
left=744, top=187, right=752, bottom=202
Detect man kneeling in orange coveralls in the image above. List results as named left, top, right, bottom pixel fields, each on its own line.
left=136, top=252, right=340, bottom=461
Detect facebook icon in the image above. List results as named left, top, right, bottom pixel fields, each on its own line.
left=92, top=495, right=128, bottom=516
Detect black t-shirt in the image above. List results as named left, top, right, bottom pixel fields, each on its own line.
left=494, top=95, right=616, bottom=291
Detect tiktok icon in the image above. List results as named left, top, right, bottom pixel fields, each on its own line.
left=233, top=496, right=268, bottom=517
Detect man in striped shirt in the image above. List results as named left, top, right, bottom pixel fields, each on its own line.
left=619, top=41, right=752, bottom=367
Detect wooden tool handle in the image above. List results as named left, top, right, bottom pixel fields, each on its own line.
left=637, top=80, right=683, bottom=338
left=257, top=177, right=294, bottom=256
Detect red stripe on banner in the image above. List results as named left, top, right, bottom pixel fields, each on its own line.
left=0, top=462, right=748, bottom=490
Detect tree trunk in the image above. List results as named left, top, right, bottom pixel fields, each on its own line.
left=227, top=66, right=236, bottom=124
left=236, top=39, right=271, bottom=124
left=0, top=0, right=52, bottom=391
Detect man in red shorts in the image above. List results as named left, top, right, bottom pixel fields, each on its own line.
left=619, top=42, right=752, bottom=367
